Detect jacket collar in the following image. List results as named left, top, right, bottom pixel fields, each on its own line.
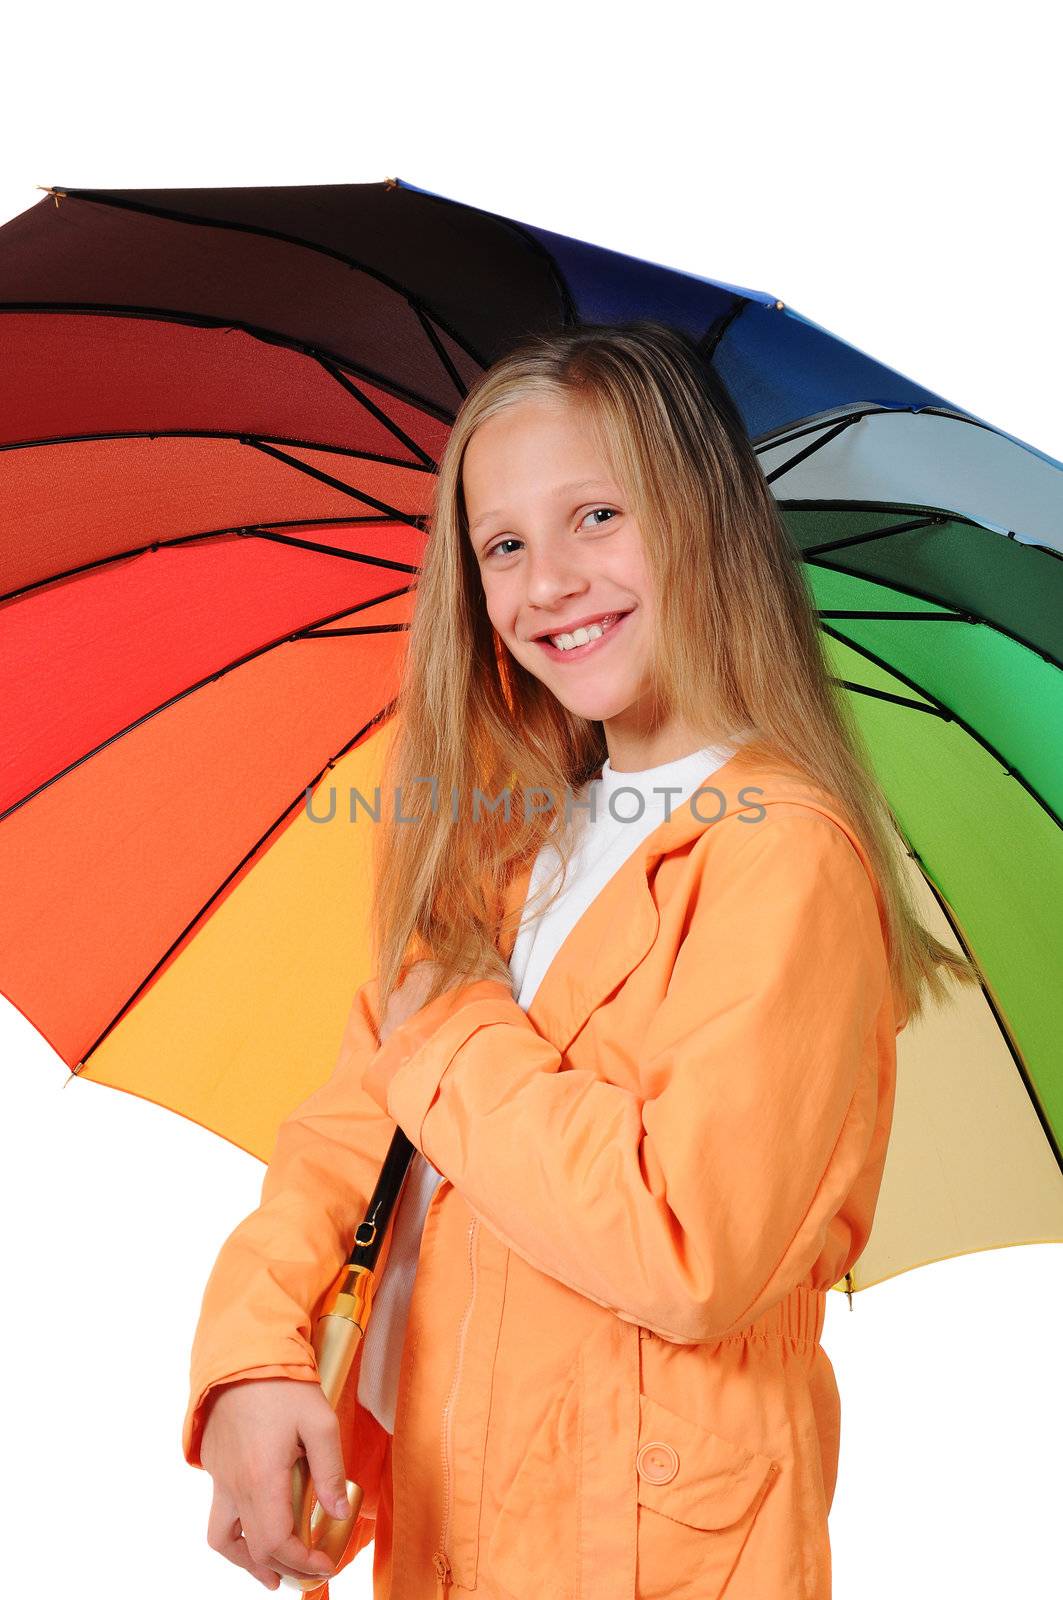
left=498, top=745, right=858, bottom=1055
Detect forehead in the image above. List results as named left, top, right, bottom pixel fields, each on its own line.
left=463, top=400, right=619, bottom=522
left=468, top=394, right=598, bottom=457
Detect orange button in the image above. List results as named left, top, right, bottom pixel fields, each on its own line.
left=636, top=1440, right=679, bottom=1485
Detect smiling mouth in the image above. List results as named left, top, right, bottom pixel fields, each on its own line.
left=534, top=609, right=632, bottom=660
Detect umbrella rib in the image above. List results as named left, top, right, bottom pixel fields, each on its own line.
left=0, top=426, right=433, bottom=470
left=696, top=296, right=749, bottom=365
left=69, top=696, right=402, bottom=1077
left=754, top=401, right=1016, bottom=455
left=822, top=624, right=1063, bottom=833
left=39, top=183, right=413, bottom=273
left=798, top=502, right=1062, bottom=567
left=802, top=542, right=1063, bottom=675
left=896, top=849, right=1063, bottom=1179
left=764, top=412, right=864, bottom=483
left=0, top=586, right=415, bottom=825
left=411, top=302, right=469, bottom=402
left=459, top=200, right=581, bottom=330
left=823, top=610, right=969, bottom=621
left=247, top=526, right=420, bottom=568
left=835, top=680, right=945, bottom=716
left=778, top=498, right=1061, bottom=563
left=242, top=437, right=427, bottom=529
left=0, top=518, right=421, bottom=608
left=313, top=355, right=440, bottom=469
left=801, top=511, right=946, bottom=556
left=0, top=302, right=464, bottom=426
left=834, top=653, right=1063, bottom=1179
left=29, top=183, right=494, bottom=383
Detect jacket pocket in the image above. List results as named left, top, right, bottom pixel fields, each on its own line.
left=635, top=1393, right=780, bottom=1600
left=482, top=1362, right=582, bottom=1600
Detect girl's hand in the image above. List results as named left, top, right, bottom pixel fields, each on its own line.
left=199, top=1377, right=349, bottom=1590
left=377, top=959, right=446, bottom=1045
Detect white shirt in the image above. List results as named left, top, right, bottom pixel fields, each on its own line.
left=355, top=738, right=741, bottom=1432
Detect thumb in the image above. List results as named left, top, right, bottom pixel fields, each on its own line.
left=302, top=1411, right=352, bottom=1521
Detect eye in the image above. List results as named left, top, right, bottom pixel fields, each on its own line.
left=481, top=507, right=617, bottom=560
left=483, top=537, right=522, bottom=560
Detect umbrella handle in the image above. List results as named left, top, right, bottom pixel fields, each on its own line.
left=279, top=1261, right=376, bottom=1592
left=279, top=1122, right=418, bottom=1593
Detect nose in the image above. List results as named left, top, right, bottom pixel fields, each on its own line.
left=522, top=544, right=589, bottom=615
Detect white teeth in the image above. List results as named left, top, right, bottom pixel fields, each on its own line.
left=548, top=613, right=619, bottom=650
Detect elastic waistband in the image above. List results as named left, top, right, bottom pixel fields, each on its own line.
left=722, top=1282, right=827, bottom=1349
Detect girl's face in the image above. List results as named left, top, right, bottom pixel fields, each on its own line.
left=464, top=396, right=698, bottom=769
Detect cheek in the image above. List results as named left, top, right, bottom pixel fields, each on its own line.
left=591, top=527, right=651, bottom=606
left=481, top=575, right=519, bottom=637
left=617, top=537, right=653, bottom=595
left=482, top=594, right=506, bottom=640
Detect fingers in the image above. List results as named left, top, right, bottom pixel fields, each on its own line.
left=301, top=1408, right=354, bottom=1524
left=239, top=1464, right=337, bottom=1585
left=207, top=1489, right=281, bottom=1590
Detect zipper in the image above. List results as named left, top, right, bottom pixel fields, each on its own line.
left=435, top=1214, right=479, bottom=1593
left=432, top=1551, right=452, bottom=1597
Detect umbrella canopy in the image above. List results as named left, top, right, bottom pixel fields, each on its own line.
left=0, top=174, right=1060, bottom=1295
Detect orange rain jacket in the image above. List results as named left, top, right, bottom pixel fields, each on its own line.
left=183, top=747, right=906, bottom=1600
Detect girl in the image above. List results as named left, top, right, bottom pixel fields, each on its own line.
left=185, top=321, right=979, bottom=1599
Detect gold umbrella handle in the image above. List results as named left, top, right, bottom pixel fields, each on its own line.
left=280, top=1260, right=377, bottom=1592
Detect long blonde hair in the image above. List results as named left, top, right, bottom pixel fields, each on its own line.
left=367, top=319, right=981, bottom=1027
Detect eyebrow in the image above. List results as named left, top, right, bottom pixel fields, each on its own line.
left=468, top=478, right=614, bottom=534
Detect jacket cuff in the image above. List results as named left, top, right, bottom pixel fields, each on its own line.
left=362, top=978, right=529, bottom=1147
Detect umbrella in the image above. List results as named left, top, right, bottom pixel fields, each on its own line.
left=2, top=175, right=1061, bottom=1577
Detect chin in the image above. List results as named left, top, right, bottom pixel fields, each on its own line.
left=554, top=691, right=636, bottom=721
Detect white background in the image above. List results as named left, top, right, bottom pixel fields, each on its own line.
left=1, top=3, right=1060, bottom=1596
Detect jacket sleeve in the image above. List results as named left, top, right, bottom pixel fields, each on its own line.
left=361, top=809, right=892, bottom=1345
left=181, top=977, right=395, bottom=1468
